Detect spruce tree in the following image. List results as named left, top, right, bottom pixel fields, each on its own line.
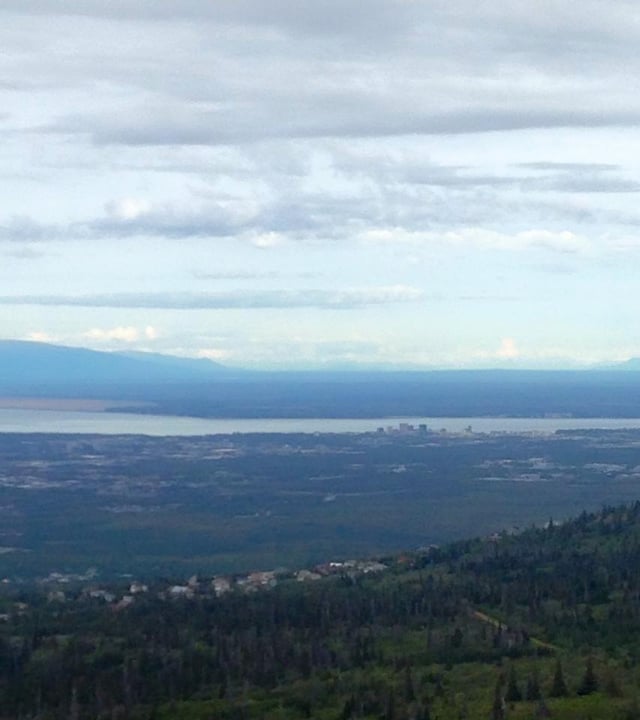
left=340, top=696, right=355, bottom=720
left=505, top=665, right=522, bottom=702
left=525, top=669, right=541, bottom=701
left=604, top=668, right=622, bottom=698
left=550, top=658, right=568, bottom=697
left=535, top=697, right=551, bottom=719
left=404, top=666, right=415, bottom=703
left=577, top=657, right=598, bottom=696
left=491, top=675, right=505, bottom=720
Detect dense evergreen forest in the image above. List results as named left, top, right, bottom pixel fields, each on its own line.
left=4, top=503, right=640, bottom=718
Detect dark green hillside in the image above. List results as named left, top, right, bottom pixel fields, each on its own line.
left=4, top=504, right=640, bottom=718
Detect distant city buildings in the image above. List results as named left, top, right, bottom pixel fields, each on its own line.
left=376, top=422, right=430, bottom=435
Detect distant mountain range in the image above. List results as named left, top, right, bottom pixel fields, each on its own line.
left=3, top=340, right=640, bottom=418
left=604, top=357, right=640, bottom=371
left=2, top=339, right=640, bottom=382
left=0, top=340, right=233, bottom=393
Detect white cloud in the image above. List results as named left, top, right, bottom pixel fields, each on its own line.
left=449, top=229, right=592, bottom=255
left=84, top=326, right=141, bottom=343
left=24, top=331, right=57, bottom=343
left=0, top=287, right=425, bottom=309
left=82, top=325, right=159, bottom=343
left=106, top=198, right=152, bottom=221
left=359, top=227, right=592, bottom=255
left=496, top=337, right=520, bottom=359
left=250, top=232, right=286, bottom=249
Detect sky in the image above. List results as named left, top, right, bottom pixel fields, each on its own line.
left=2, top=1, right=640, bottom=369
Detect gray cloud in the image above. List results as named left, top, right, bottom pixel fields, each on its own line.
left=0, top=185, right=627, bottom=253
left=1, top=145, right=638, bottom=252
left=340, top=153, right=640, bottom=195
left=528, top=175, right=640, bottom=194
left=518, top=162, right=620, bottom=172
left=0, top=216, right=58, bottom=243
left=89, top=205, right=246, bottom=239
left=515, top=162, right=640, bottom=194
left=4, top=1, right=640, bottom=55
left=2, top=1, right=640, bottom=259
left=0, top=287, right=424, bottom=310
left=0, top=1, right=424, bottom=41
left=6, top=0, right=640, bottom=151
left=48, top=107, right=640, bottom=148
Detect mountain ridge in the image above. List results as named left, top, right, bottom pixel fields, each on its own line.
left=4, top=340, right=640, bottom=418
left=5, top=339, right=640, bottom=376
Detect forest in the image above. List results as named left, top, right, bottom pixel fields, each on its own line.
left=4, top=502, right=640, bottom=718
left=4, top=428, right=640, bottom=580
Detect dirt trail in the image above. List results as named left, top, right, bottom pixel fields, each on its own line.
left=471, top=609, right=559, bottom=652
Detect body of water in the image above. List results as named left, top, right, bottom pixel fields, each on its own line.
left=1, top=408, right=640, bottom=435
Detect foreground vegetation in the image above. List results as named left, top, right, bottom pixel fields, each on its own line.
left=4, top=503, right=640, bottom=718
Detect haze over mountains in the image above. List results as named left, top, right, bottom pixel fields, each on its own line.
left=1, top=340, right=640, bottom=419
left=0, top=340, right=232, bottom=389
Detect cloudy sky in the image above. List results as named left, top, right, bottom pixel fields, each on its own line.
left=2, top=1, right=640, bottom=369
